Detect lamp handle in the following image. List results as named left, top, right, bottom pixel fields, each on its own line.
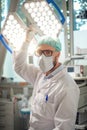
left=46, top=0, right=65, bottom=24
left=0, top=34, right=12, bottom=54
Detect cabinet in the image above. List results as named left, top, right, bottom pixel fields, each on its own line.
left=0, top=98, right=29, bottom=130
left=0, top=99, right=14, bottom=130
left=75, top=78, right=87, bottom=130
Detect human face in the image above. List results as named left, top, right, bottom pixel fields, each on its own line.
left=35, top=44, right=60, bottom=74
left=35, top=44, right=60, bottom=67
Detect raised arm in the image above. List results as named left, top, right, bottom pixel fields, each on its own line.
left=13, top=27, right=39, bottom=85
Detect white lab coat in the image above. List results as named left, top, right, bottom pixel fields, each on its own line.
left=13, top=43, right=80, bottom=130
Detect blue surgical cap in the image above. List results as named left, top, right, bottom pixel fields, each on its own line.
left=37, top=36, right=61, bottom=51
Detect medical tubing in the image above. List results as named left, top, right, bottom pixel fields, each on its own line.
left=0, top=34, right=12, bottom=54
left=46, top=0, right=65, bottom=24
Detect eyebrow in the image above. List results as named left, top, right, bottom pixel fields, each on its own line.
left=37, top=49, right=55, bottom=51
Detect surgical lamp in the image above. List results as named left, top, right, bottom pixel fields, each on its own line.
left=1, top=12, right=27, bottom=53
left=22, top=0, right=65, bottom=37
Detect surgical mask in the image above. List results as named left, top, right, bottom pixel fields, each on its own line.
left=39, top=54, right=54, bottom=73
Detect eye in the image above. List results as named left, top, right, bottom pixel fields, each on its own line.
left=43, top=50, right=53, bottom=56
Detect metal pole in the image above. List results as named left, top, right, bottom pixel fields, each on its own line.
left=0, top=41, right=7, bottom=77
left=0, top=0, right=1, bottom=32
left=62, top=0, right=68, bottom=57
left=68, top=0, right=74, bottom=56
left=9, top=0, right=20, bottom=12
left=0, top=0, right=8, bottom=77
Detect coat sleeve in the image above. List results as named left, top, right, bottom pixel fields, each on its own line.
left=53, top=85, right=80, bottom=130
left=13, top=42, right=40, bottom=85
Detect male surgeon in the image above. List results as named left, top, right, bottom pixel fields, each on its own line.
left=13, top=30, right=80, bottom=130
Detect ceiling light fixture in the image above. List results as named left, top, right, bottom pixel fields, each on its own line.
left=22, top=0, right=65, bottom=38
left=1, top=12, right=27, bottom=52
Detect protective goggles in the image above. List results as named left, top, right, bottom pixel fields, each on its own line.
left=35, top=49, right=55, bottom=57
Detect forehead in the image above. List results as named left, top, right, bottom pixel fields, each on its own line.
left=36, top=44, right=55, bottom=50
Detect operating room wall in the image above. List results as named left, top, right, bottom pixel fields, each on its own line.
left=74, top=30, right=87, bottom=65
left=74, top=30, right=87, bottom=54
left=2, top=51, right=25, bottom=82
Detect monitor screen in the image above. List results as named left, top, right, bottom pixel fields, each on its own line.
left=67, top=67, right=74, bottom=72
